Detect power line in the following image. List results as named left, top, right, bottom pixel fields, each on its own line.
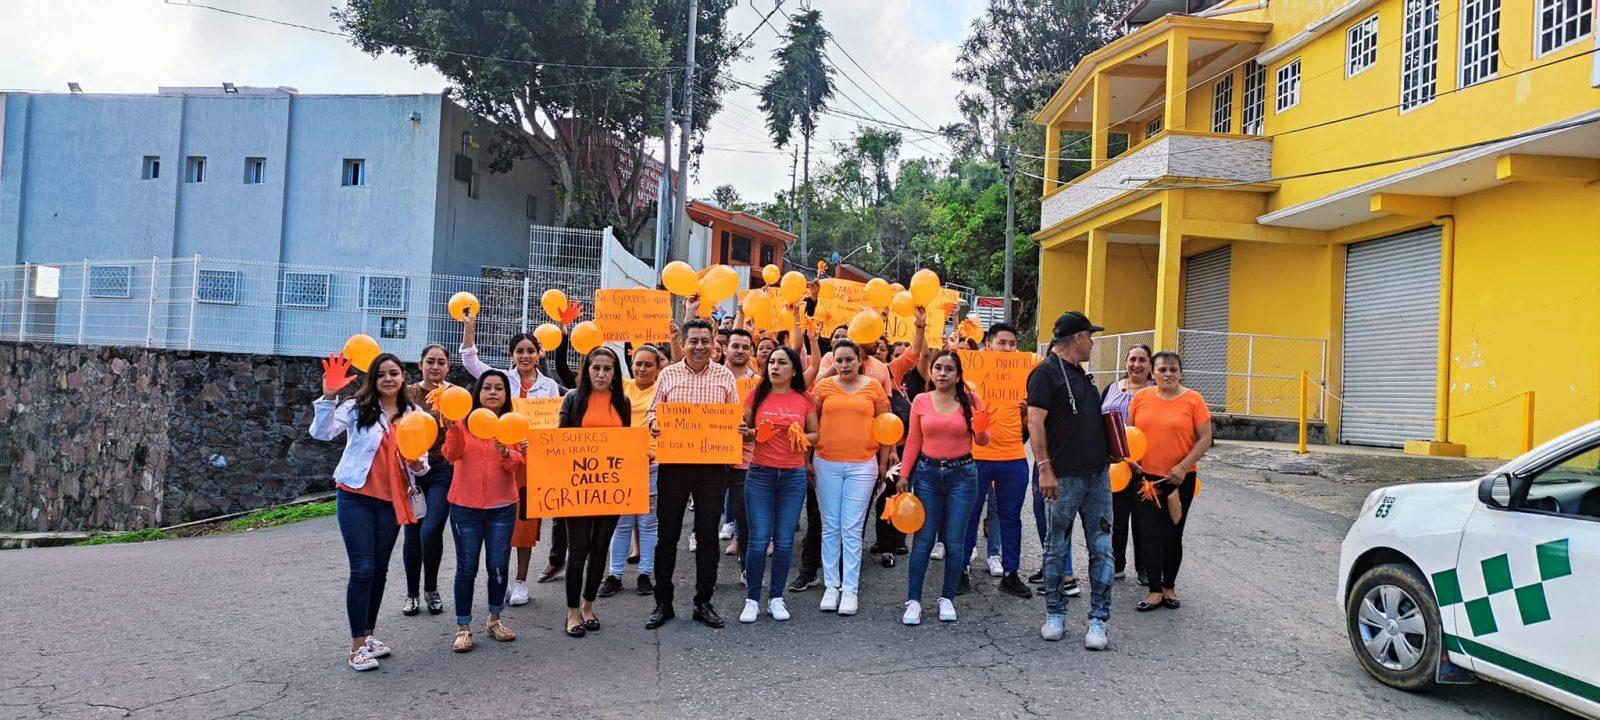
left=726, top=0, right=789, bottom=58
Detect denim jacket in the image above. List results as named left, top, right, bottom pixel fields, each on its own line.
left=310, top=399, right=430, bottom=489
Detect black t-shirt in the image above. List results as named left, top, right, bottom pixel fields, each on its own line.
left=1025, top=354, right=1108, bottom=478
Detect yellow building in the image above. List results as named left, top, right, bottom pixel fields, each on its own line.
left=1032, top=0, right=1599, bottom=458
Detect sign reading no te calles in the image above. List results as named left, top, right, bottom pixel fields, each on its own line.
left=522, top=426, right=650, bottom=518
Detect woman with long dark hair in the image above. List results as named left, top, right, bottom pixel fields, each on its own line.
left=1128, top=351, right=1212, bottom=612
left=556, top=346, right=632, bottom=637
left=310, top=352, right=428, bottom=671
left=1101, top=344, right=1154, bottom=583
left=898, top=350, right=989, bottom=625
left=738, top=346, right=819, bottom=623
left=442, top=369, right=523, bottom=652
left=401, top=344, right=455, bottom=617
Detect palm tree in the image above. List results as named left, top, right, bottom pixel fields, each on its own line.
left=758, top=8, right=834, bottom=266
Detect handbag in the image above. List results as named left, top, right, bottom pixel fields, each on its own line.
left=405, top=472, right=428, bottom=520
left=1103, top=410, right=1129, bottom=459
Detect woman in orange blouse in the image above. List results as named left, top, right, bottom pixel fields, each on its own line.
left=810, top=339, right=892, bottom=617
left=1128, top=351, right=1214, bottom=612
left=556, top=347, right=632, bottom=638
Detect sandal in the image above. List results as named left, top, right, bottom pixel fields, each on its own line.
left=452, top=628, right=474, bottom=653
left=566, top=623, right=587, bottom=638
left=487, top=618, right=516, bottom=642
left=1136, top=598, right=1165, bottom=612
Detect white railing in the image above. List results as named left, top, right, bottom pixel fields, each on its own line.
left=1086, top=328, right=1326, bottom=421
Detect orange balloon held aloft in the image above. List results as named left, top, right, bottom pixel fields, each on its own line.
left=448, top=291, right=480, bottom=322
left=743, top=291, right=773, bottom=327
left=890, top=282, right=905, bottom=294
left=395, top=411, right=439, bottom=461
left=661, top=261, right=700, bottom=296
left=540, top=289, right=568, bottom=323
left=570, top=321, right=604, bottom=355
left=863, top=278, right=894, bottom=309
left=909, top=268, right=941, bottom=307
left=534, top=323, right=564, bottom=353
left=467, top=408, right=500, bottom=440
left=342, top=333, right=381, bottom=372
left=1109, top=461, right=1133, bottom=493
left=700, top=265, right=740, bottom=303
left=437, top=385, right=473, bottom=422
left=889, top=291, right=916, bottom=317
left=873, top=413, right=904, bottom=445
left=775, top=307, right=796, bottom=332
left=762, top=264, right=781, bottom=285
left=780, top=271, right=807, bottom=304
left=848, top=309, right=885, bottom=345
left=1125, top=426, right=1148, bottom=463
left=892, top=493, right=925, bottom=534
left=495, top=412, right=530, bottom=446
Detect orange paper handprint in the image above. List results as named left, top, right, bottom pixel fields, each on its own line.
left=559, top=303, right=583, bottom=327
left=321, top=353, right=356, bottom=395
left=788, top=422, right=812, bottom=452
left=971, top=407, right=992, bottom=434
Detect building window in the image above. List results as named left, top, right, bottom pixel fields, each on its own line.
left=185, top=156, right=206, bottom=183
left=731, top=235, right=752, bottom=263
left=361, top=275, right=407, bottom=311
left=525, top=194, right=539, bottom=222
left=1275, top=59, right=1301, bottom=113
left=196, top=269, right=240, bottom=305
left=282, top=272, right=331, bottom=308
left=244, top=157, right=266, bottom=184
left=1347, top=14, right=1379, bottom=77
left=1401, top=0, right=1440, bottom=111
left=759, top=243, right=775, bottom=267
left=342, top=159, right=366, bottom=187
left=1536, top=0, right=1592, bottom=56
left=1145, top=116, right=1163, bottom=138
left=142, top=156, right=160, bottom=180
left=1242, top=63, right=1266, bottom=134
left=87, top=265, right=133, bottom=299
left=1461, top=0, right=1501, bottom=87
left=1211, top=74, right=1234, bottom=133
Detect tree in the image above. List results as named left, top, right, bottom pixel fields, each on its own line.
left=335, top=0, right=740, bottom=238
left=757, top=8, right=835, bottom=267
left=710, top=183, right=743, bottom=210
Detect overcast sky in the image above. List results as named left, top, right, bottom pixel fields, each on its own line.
left=1, top=0, right=982, bottom=203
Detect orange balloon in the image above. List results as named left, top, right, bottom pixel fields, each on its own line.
left=342, top=333, right=381, bottom=372
left=1125, top=426, right=1148, bottom=463
left=892, top=493, right=925, bottom=534
left=762, top=264, right=781, bottom=285
left=662, top=261, right=700, bottom=296
left=437, top=385, right=473, bottom=422
left=863, top=278, right=893, bottom=309
left=890, top=282, right=905, bottom=294
left=1109, top=461, right=1133, bottom=493
left=467, top=408, right=500, bottom=440
left=848, top=309, right=885, bottom=345
left=395, top=411, right=438, bottom=461
left=541, top=289, right=568, bottom=323
left=448, top=291, right=480, bottom=321
left=1194, top=476, right=1202, bottom=497
left=570, top=321, right=604, bottom=355
left=534, top=323, right=564, bottom=353
left=909, top=268, right=941, bottom=307
left=774, top=307, right=796, bottom=332
left=700, top=265, right=740, bottom=303
left=742, top=291, right=773, bottom=327
left=495, top=412, right=530, bottom=446
left=779, top=272, right=808, bottom=304
left=889, top=291, right=916, bottom=317
left=873, top=413, right=904, bottom=445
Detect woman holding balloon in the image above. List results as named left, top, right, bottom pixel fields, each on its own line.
left=400, top=345, right=457, bottom=617
left=556, top=346, right=632, bottom=638
left=1126, top=351, right=1212, bottom=612
left=441, top=370, right=524, bottom=652
left=1099, top=344, right=1154, bottom=582
left=310, top=351, right=430, bottom=672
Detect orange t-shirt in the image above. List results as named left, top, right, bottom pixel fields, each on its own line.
left=972, top=400, right=1025, bottom=462
left=811, top=376, right=890, bottom=463
left=582, top=391, right=625, bottom=428
left=1127, top=387, right=1212, bottom=476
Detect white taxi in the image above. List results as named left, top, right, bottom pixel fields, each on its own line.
left=1338, top=420, right=1599, bottom=717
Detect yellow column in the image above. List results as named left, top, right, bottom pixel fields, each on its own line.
left=1153, top=193, right=1184, bottom=350
left=1091, top=74, right=1111, bottom=167
left=1044, top=122, right=1060, bottom=192
left=1163, top=32, right=1190, bottom=133
left=1085, top=228, right=1108, bottom=322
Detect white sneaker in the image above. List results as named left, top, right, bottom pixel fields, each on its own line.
left=508, top=580, right=530, bottom=606
left=739, top=599, right=760, bottom=623
left=689, top=534, right=698, bottom=552
left=719, top=522, right=736, bottom=540
left=902, top=600, right=922, bottom=625
left=838, top=591, right=859, bottom=616
left=362, top=636, right=391, bottom=658
left=937, top=598, right=958, bottom=622
left=348, top=647, right=380, bottom=671
left=930, top=542, right=945, bottom=561
left=1040, top=613, right=1066, bottom=641
left=1085, top=618, right=1109, bottom=650
left=986, top=556, right=1004, bottom=577
left=1064, top=577, right=1082, bottom=597
left=820, top=587, right=841, bottom=612
left=768, top=598, right=792, bottom=621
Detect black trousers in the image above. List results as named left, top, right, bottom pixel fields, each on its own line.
left=798, top=482, right=822, bottom=575
left=654, top=464, right=729, bottom=605
left=1112, top=484, right=1135, bottom=574
left=1132, top=472, right=1197, bottom=593
left=549, top=518, right=568, bottom=565
left=727, top=468, right=749, bottom=566
left=872, top=484, right=906, bottom=552
left=565, top=515, right=620, bottom=607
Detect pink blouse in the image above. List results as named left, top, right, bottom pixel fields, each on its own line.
left=902, top=392, right=984, bottom=477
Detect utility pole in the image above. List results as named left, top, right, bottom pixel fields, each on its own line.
left=799, top=83, right=810, bottom=268
left=669, top=0, right=698, bottom=262
left=1002, top=144, right=1017, bottom=323
left=787, top=145, right=798, bottom=234
left=656, top=83, right=674, bottom=274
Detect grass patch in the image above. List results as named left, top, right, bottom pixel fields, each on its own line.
left=229, top=500, right=336, bottom=531
left=74, top=528, right=170, bottom=546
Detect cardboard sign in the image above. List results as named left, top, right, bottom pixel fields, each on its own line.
left=594, top=288, right=673, bottom=344
left=814, top=279, right=867, bottom=332
left=888, top=288, right=963, bottom=344
left=957, top=350, right=1034, bottom=407
left=512, top=397, right=563, bottom=429
left=654, top=402, right=742, bottom=464
left=522, top=426, right=650, bottom=518
left=737, top=376, right=762, bottom=403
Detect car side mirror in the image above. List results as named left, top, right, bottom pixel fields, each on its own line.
left=1479, top=474, right=1513, bottom=508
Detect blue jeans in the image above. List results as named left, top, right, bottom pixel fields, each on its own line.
left=743, top=464, right=808, bottom=601
left=337, top=489, right=401, bottom=638
left=608, top=464, right=659, bottom=577
left=403, top=463, right=452, bottom=597
left=1033, top=465, right=1073, bottom=575
left=449, top=503, right=516, bottom=626
left=1042, top=468, right=1114, bottom=620
left=813, top=456, right=878, bottom=593
left=906, top=459, right=979, bottom=602
left=964, top=459, right=1029, bottom=575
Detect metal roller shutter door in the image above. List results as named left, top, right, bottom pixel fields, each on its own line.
left=1182, top=247, right=1231, bottom=409
left=1339, top=228, right=1441, bottom=447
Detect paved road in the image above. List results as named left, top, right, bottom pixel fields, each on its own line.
left=0, top=453, right=1571, bottom=719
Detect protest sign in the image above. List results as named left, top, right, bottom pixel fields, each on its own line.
left=888, top=288, right=963, bottom=344
left=654, top=402, right=742, bottom=464
left=594, top=289, right=673, bottom=344
left=522, top=426, right=650, bottom=518
left=511, top=397, right=563, bottom=430
left=957, top=350, right=1034, bottom=407
left=814, top=279, right=867, bottom=332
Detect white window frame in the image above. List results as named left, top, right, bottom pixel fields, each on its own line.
left=1400, top=0, right=1440, bottom=112
left=196, top=269, right=241, bottom=305
left=87, top=265, right=134, bottom=299
left=281, top=271, right=332, bottom=309
left=142, top=156, right=160, bottom=180
left=1347, top=14, right=1379, bottom=77
left=342, top=159, right=366, bottom=187
left=1275, top=59, right=1301, bottom=113
left=244, top=157, right=266, bottom=185
left=1460, top=0, right=1501, bottom=87
left=1242, top=63, right=1266, bottom=135
left=1145, top=116, right=1163, bottom=138
left=1535, top=0, right=1593, bottom=56
left=185, top=156, right=206, bottom=183
left=1211, top=74, right=1234, bottom=133
left=360, top=275, right=407, bottom=311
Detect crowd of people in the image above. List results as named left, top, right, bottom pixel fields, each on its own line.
left=312, top=282, right=1215, bottom=672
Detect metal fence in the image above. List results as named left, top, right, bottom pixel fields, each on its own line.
left=1086, top=329, right=1326, bottom=421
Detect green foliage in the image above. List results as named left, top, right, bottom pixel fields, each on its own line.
left=757, top=9, right=835, bottom=148
left=74, top=528, right=170, bottom=546
left=229, top=501, right=337, bottom=532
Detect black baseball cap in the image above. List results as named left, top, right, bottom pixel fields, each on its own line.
left=1051, top=311, right=1104, bottom=343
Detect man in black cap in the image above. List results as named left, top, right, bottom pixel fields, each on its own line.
left=1027, top=311, right=1114, bottom=649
